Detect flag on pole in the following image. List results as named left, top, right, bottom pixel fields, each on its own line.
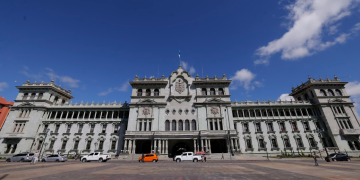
left=178, top=50, right=180, bottom=58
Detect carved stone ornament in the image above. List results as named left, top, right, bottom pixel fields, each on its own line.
left=142, top=107, right=150, bottom=116
left=175, top=79, right=185, bottom=94
left=211, top=107, right=219, bottom=115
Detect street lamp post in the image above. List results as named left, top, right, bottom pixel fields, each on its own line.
left=39, top=129, right=52, bottom=160
left=264, top=141, right=269, bottom=160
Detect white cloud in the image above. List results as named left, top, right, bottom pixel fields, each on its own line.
left=230, top=69, right=257, bottom=90
left=180, top=61, right=196, bottom=74
left=345, top=81, right=360, bottom=110
left=255, top=0, right=360, bottom=65
left=114, top=82, right=129, bottom=92
left=98, top=88, right=113, bottom=96
left=0, top=82, right=8, bottom=91
left=23, top=66, right=29, bottom=70
left=278, top=94, right=295, bottom=101
left=45, top=69, right=80, bottom=88
left=20, top=66, right=42, bottom=80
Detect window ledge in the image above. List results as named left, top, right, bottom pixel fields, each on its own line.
left=271, top=147, right=280, bottom=151
left=74, top=133, right=83, bottom=136
left=304, top=130, right=312, bottom=133
left=111, top=133, right=119, bottom=136
left=57, top=149, right=66, bottom=153
left=98, top=133, right=107, bottom=136
left=255, top=131, right=263, bottom=134
left=95, top=149, right=104, bottom=152
left=292, top=130, right=300, bottom=133
left=309, top=146, right=319, bottom=150
left=297, top=147, right=305, bottom=150
left=86, top=133, right=94, bottom=136
left=280, top=131, right=288, bottom=133
left=62, top=133, right=71, bottom=136
left=267, top=131, right=276, bottom=134
left=243, top=131, right=251, bottom=134
left=51, top=132, right=59, bottom=136
left=108, top=149, right=117, bottom=153
left=258, top=148, right=267, bottom=151
left=284, top=147, right=293, bottom=151
left=82, top=150, right=91, bottom=153
left=245, top=148, right=254, bottom=152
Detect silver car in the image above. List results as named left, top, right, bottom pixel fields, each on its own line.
left=41, top=154, right=67, bottom=162
left=6, top=152, right=34, bottom=162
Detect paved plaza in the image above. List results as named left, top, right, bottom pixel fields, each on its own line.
left=0, top=159, right=360, bottom=180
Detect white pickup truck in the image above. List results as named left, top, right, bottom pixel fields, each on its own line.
left=174, top=152, right=202, bottom=162
left=81, top=152, right=111, bottom=162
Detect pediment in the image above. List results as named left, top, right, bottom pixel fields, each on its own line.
left=204, top=98, right=225, bottom=103
left=17, top=102, right=36, bottom=107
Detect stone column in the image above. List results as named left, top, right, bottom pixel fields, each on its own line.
left=133, top=139, right=136, bottom=154
left=128, top=139, right=132, bottom=153
left=217, top=119, right=220, bottom=130
left=165, top=139, right=168, bottom=154
left=159, top=139, right=162, bottom=154
left=193, top=139, right=196, bottom=153
left=207, top=119, right=210, bottom=130
left=124, top=139, right=128, bottom=152
left=208, top=139, right=212, bottom=153
left=201, top=139, right=204, bottom=151
left=204, top=139, right=207, bottom=152
left=234, top=139, right=239, bottom=151
left=231, top=138, right=234, bottom=152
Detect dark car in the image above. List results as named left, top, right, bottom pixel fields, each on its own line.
left=325, top=153, right=351, bottom=162
left=6, top=152, right=34, bottom=162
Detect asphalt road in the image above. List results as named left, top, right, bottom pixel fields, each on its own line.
left=0, top=159, right=360, bottom=180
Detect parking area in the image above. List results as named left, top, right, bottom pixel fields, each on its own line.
left=0, top=159, right=360, bottom=180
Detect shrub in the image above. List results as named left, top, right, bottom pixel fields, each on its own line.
left=301, top=151, right=305, bottom=156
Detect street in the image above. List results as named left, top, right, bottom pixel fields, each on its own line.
left=0, top=159, right=360, bottom=180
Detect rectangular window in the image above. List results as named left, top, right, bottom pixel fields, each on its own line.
left=309, top=138, right=316, bottom=147
left=74, top=141, right=79, bottom=150
left=347, top=120, right=354, bottom=129
left=90, top=124, right=95, bottom=133
left=61, top=141, right=67, bottom=149
left=296, top=138, right=304, bottom=147
left=37, top=140, right=43, bottom=150
left=303, top=122, right=310, bottom=131
left=99, top=141, right=104, bottom=150
left=78, top=124, right=83, bottom=133
left=102, top=124, right=107, bottom=133
left=43, top=124, right=48, bottom=132
left=215, top=121, right=218, bottom=130
left=219, top=120, right=223, bottom=130
left=271, top=139, right=278, bottom=148
left=66, top=124, right=71, bottom=133
left=86, top=141, right=91, bottom=150
left=259, top=139, right=265, bottom=148
left=139, top=122, right=142, bottom=131
left=114, top=124, right=119, bottom=133
left=111, top=141, right=116, bottom=150
left=243, top=123, right=249, bottom=132
left=144, top=121, right=147, bottom=131
left=49, top=140, right=55, bottom=149
left=246, top=139, right=252, bottom=149
left=267, top=122, right=273, bottom=132
left=255, top=123, right=261, bottom=132
left=13, top=123, right=18, bottom=132
left=55, top=124, right=60, bottom=133
left=284, top=139, right=291, bottom=148
left=210, top=121, right=213, bottom=130
left=149, top=122, right=152, bottom=131
left=291, top=122, right=297, bottom=131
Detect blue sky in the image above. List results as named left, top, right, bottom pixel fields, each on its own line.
left=1, top=0, right=360, bottom=111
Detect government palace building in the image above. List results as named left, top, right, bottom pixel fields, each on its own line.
left=1, top=66, right=360, bottom=158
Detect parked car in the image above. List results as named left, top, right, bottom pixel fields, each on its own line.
left=80, top=152, right=111, bottom=162
left=325, top=153, right=351, bottom=162
left=6, top=152, right=34, bottom=162
left=174, top=152, right=202, bottom=162
left=41, top=154, right=67, bottom=162
left=139, top=153, right=158, bottom=162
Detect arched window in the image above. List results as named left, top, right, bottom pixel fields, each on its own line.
left=201, top=88, right=207, bottom=95
left=218, top=88, right=224, bottom=95
left=185, top=120, right=190, bottom=131
left=210, top=88, right=215, bottom=95
left=335, top=89, right=342, bottom=96
left=137, top=89, right=142, bottom=96
left=297, top=97, right=302, bottom=101
left=328, top=89, right=335, bottom=96
left=146, top=89, right=151, bottom=96
left=178, top=120, right=183, bottom=131
left=172, top=120, right=177, bottom=131
left=304, top=93, right=309, bottom=100
left=348, top=141, right=355, bottom=150
left=23, top=93, right=28, bottom=100
left=165, top=120, right=170, bottom=131
left=320, top=90, right=327, bottom=96
left=191, top=120, right=196, bottom=130
left=30, top=93, right=36, bottom=100
left=37, top=93, right=43, bottom=100
left=154, top=89, right=159, bottom=96
left=61, top=100, right=66, bottom=105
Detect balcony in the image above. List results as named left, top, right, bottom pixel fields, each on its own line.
left=340, top=129, right=360, bottom=135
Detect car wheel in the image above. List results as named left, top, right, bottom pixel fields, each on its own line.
left=56, top=159, right=59, bottom=162
left=20, top=159, right=25, bottom=162
left=193, top=159, right=198, bottom=162
left=153, top=159, right=156, bottom=163
left=42, top=160, right=46, bottom=162
left=176, top=159, right=181, bottom=163
left=98, top=158, right=103, bottom=163
left=82, top=159, right=87, bottom=163
left=6, top=159, right=10, bottom=162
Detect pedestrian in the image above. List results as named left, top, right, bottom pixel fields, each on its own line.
left=75, top=154, right=78, bottom=160
left=142, top=153, right=145, bottom=162
left=313, top=155, right=319, bottom=166
left=221, top=152, right=224, bottom=159
left=73, top=152, right=76, bottom=160
left=203, top=154, right=206, bottom=162
left=30, top=151, right=39, bottom=165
